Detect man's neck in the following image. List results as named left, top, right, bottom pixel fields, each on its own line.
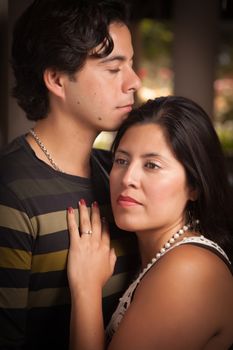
left=26, top=117, right=99, bottom=177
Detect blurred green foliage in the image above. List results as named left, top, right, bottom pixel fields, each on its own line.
left=140, top=20, right=173, bottom=62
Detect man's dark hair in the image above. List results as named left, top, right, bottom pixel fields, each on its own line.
left=112, top=96, right=233, bottom=262
left=11, top=0, right=129, bottom=121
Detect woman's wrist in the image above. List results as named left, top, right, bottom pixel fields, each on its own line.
left=70, top=285, right=103, bottom=303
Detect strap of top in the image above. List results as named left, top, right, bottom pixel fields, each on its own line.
left=174, top=235, right=231, bottom=265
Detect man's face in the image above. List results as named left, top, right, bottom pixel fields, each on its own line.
left=62, top=22, right=141, bottom=132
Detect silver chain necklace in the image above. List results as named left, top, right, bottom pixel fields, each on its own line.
left=29, top=128, right=64, bottom=173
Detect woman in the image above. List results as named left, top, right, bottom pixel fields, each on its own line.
left=67, top=96, right=233, bottom=350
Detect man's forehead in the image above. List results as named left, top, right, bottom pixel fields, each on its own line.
left=87, top=23, right=134, bottom=64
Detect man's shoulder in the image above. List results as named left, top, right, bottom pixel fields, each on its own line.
left=0, top=136, right=32, bottom=182
left=0, top=136, right=24, bottom=158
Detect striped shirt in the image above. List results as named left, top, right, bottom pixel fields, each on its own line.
left=0, top=136, right=139, bottom=349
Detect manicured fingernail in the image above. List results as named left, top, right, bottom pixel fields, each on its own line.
left=79, top=199, right=86, bottom=206
left=92, top=201, right=98, bottom=208
left=67, top=207, right=73, bottom=213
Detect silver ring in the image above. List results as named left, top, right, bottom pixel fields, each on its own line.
left=81, top=230, right=92, bottom=235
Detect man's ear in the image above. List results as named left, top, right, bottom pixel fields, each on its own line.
left=43, top=68, right=65, bottom=98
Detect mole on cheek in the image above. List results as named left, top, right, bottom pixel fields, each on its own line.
left=77, top=100, right=80, bottom=105
left=98, top=117, right=102, bottom=121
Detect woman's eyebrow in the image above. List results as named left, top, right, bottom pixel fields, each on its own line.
left=116, top=150, right=161, bottom=158
left=115, top=149, right=130, bottom=156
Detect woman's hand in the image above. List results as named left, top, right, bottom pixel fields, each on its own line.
left=67, top=200, right=116, bottom=298
left=67, top=200, right=114, bottom=350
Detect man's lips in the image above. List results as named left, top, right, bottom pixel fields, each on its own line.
left=117, top=195, right=142, bottom=206
left=117, top=104, right=133, bottom=111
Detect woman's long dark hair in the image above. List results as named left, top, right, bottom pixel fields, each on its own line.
left=111, top=96, right=233, bottom=262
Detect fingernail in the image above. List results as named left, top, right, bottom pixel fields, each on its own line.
left=92, top=201, right=98, bottom=208
left=67, top=207, right=73, bottom=213
left=79, top=199, right=86, bottom=206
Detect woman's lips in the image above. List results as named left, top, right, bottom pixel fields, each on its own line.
left=117, top=195, right=142, bottom=207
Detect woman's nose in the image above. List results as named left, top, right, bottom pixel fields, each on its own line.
left=121, top=165, right=140, bottom=188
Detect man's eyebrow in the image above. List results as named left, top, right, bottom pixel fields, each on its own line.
left=100, top=55, right=133, bottom=64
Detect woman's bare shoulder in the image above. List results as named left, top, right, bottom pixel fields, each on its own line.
left=139, top=243, right=233, bottom=298
left=119, top=244, right=233, bottom=349
left=109, top=243, right=233, bottom=350
left=109, top=244, right=233, bottom=349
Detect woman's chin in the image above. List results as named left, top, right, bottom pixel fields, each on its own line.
left=114, top=219, right=137, bottom=232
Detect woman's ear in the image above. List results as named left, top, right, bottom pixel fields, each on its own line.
left=43, top=68, right=65, bottom=98
left=189, top=187, right=198, bottom=202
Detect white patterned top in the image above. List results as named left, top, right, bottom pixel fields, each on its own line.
left=105, top=235, right=231, bottom=341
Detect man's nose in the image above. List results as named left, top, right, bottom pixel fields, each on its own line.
left=123, top=67, right=141, bottom=93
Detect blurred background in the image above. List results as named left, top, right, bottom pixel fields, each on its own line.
left=0, top=0, right=233, bottom=171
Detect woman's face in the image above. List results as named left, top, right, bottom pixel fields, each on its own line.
left=110, top=123, right=194, bottom=234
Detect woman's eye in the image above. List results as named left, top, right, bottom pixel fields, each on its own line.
left=114, top=158, right=128, bottom=166
left=145, top=162, right=160, bottom=169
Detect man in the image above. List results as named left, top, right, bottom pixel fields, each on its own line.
left=0, top=1, right=141, bottom=348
